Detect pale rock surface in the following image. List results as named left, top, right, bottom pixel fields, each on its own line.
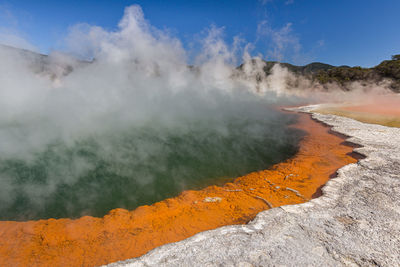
left=107, top=106, right=400, bottom=267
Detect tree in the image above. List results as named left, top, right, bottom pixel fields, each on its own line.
left=392, top=54, right=400, bottom=61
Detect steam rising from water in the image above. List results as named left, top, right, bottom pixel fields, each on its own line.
left=0, top=6, right=303, bottom=220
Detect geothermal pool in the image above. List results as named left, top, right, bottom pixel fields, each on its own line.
left=0, top=5, right=307, bottom=222
left=0, top=107, right=303, bottom=221
left=0, top=111, right=360, bottom=267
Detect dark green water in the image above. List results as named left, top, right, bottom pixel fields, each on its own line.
left=0, top=110, right=304, bottom=221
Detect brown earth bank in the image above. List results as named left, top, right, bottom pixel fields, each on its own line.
left=0, top=112, right=358, bottom=267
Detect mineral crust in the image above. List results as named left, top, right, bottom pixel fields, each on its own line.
left=109, top=106, right=400, bottom=267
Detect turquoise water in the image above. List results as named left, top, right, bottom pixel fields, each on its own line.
left=0, top=108, right=303, bottom=221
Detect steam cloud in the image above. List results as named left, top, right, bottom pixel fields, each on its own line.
left=1, top=5, right=364, bottom=220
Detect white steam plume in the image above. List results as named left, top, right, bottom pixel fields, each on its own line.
left=0, top=5, right=303, bottom=220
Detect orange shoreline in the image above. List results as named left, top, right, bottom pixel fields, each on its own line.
left=0, top=112, right=358, bottom=267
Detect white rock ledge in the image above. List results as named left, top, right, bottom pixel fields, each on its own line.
left=107, top=106, right=400, bottom=267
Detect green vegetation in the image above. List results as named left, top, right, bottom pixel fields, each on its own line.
left=312, top=54, right=400, bottom=92
left=239, top=54, right=400, bottom=92
left=264, top=61, right=335, bottom=76
left=238, top=60, right=335, bottom=76
left=392, top=54, right=400, bottom=61
left=4, top=44, right=399, bottom=92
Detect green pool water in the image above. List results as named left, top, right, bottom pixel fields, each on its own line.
left=0, top=109, right=304, bottom=221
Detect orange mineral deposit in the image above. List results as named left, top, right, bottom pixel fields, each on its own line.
left=0, top=112, right=359, bottom=267
left=315, top=95, right=400, bottom=127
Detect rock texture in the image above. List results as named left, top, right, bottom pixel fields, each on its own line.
left=108, top=106, right=400, bottom=267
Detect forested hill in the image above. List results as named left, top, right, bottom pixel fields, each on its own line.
left=2, top=44, right=399, bottom=92
left=240, top=55, right=400, bottom=92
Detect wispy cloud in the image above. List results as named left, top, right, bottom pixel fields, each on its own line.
left=259, top=0, right=294, bottom=5
left=0, top=4, right=18, bottom=27
left=0, top=5, right=37, bottom=51
left=259, top=0, right=274, bottom=5
left=317, top=39, right=325, bottom=47
left=257, top=20, right=302, bottom=63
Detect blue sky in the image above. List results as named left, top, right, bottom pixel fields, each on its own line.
left=0, top=0, right=399, bottom=67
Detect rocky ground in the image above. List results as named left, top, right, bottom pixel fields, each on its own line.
left=107, top=106, right=400, bottom=267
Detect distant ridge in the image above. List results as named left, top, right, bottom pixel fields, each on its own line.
left=313, top=55, right=400, bottom=92
left=238, top=56, right=400, bottom=92
left=0, top=44, right=90, bottom=79
left=1, top=44, right=399, bottom=92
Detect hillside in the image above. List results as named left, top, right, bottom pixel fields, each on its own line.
left=0, top=44, right=90, bottom=80
left=2, top=44, right=399, bottom=92
left=238, top=55, right=400, bottom=92
left=314, top=55, right=400, bottom=92
left=263, top=61, right=335, bottom=76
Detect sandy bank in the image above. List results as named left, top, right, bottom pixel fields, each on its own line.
left=314, top=94, right=400, bottom=127
left=111, top=106, right=400, bottom=267
left=0, top=112, right=357, bottom=267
